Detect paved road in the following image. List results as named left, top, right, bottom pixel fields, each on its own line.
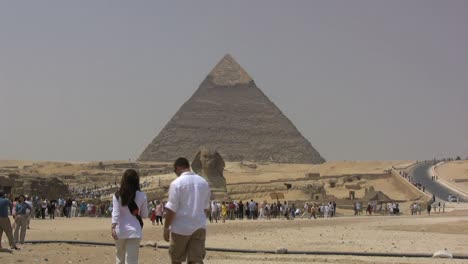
left=409, top=162, right=468, bottom=202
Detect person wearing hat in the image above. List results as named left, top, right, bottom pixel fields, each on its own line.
left=0, top=190, right=19, bottom=250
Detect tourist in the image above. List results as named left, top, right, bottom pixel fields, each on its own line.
left=14, top=194, right=31, bottom=244
left=309, top=203, right=317, bottom=219
left=366, top=203, right=372, bottom=215
left=324, top=203, right=330, bottom=218
left=49, top=199, right=57, bottom=219
left=289, top=203, right=296, bottom=219
left=229, top=201, right=236, bottom=220
left=163, top=157, right=211, bottom=264
left=301, top=202, right=309, bottom=219
left=150, top=208, right=156, bottom=225
left=210, top=201, right=218, bottom=223
left=155, top=201, right=164, bottom=226
left=265, top=203, right=271, bottom=220
left=58, top=197, right=64, bottom=217
left=87, top=202, right=93, bottom=217
left=40, top=198, right=47, bottom=219
left=356, top=201, right=362, bottom=215
left=71, top=199, right=78, bottom=217
left=237, top=200, right=244, bottom=219
left=25, top=195, right=33, bottom=228
left=64, top=197, right=72, bottom=218
left=329, top=202, right=335, bottom=217
left=111, top=169, right=148, bottom=264
left=248, top=200, right=256, bottom=220
left=258, top=201, right=265, bottom=219
left=427, top=203, right=432, bottom=215
left=221, top=202, right=227, bottom=223
left=0, top=191, right=19, bottom=250
left=283, top=201, right=290, bottom=220
left=79, top=201, right=86, bottom=217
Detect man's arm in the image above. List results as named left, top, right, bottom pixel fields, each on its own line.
left=163, top=183, right=179, bottom=242
left=163, top=208, right=175, bottom=242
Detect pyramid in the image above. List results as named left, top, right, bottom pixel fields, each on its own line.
left=138, top=54, right=325, bottom=164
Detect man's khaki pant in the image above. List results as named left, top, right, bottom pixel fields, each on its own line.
left=169, top=228, right=206, bottom=263
left=115, top=238, right=141, bottom=264
left=0, top=216, right=16, bottom=248
left=14, top=215, right=28, bottom=243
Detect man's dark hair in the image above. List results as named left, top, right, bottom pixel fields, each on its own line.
left=174, top=157, right=190, bottom=169
left=0, top=191, right=4, bottom=197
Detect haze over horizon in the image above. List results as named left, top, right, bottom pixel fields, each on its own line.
left=1, top=1, right=467, bottom=162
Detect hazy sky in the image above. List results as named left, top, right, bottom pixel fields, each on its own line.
left=0, top=1, right=466, bottom=162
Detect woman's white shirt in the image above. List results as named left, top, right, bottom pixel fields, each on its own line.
left=112, top=191, right=148, bottom=239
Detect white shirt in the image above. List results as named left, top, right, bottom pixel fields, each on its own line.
left=211, top=201, right=217, bottom=213
left=112, top=191, right=148, bottom=239
left=25, top=200, right=33, bottom=215
left=165, top=171, right=211, bottom=236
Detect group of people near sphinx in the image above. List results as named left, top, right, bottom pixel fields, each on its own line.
left=209, top=200, right=337, bottom=223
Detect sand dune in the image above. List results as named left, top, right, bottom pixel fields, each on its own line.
left=435, top=161, right=468, bottom=193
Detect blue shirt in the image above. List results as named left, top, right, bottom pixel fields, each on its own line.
left=15, top=202, right=31, bottom=215
left=0, top=197, right=12, bottom=217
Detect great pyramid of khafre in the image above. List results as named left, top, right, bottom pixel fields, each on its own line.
left=138, top=54, right=325, bottom=164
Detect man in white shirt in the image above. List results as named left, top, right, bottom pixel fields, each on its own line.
left=164, top=157, right=211, bottom=264
left=24, top=195, right=33, bottom=229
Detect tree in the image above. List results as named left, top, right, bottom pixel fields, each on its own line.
left=455, top=156, right=461, bottom=161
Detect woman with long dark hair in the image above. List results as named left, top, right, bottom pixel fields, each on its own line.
left=111, top=169, right=148, bottom=264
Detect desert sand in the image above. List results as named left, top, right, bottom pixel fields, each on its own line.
left=1, top=209, right=468, bottom=264
left=1, top=160, right=467, bottom=263
left=435, top=161, right=468, bottom=193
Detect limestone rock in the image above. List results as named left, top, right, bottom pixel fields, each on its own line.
left=275, top=247, right=288, bottom=254
left=432, top=249, right=453, bottom=258
left=141, top=241, right=157, bottom=248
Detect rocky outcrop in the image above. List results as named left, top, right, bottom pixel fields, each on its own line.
left=0, top=174, right=69, bottom=198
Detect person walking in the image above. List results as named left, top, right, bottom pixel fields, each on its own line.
left=49, top=199, right=57, bottom=219
left=25, top=195, right=33, bottom=229
left=210, top=201, right=218, bottom=223
left=164, top=157, right=211, bottom=264
left=0, top=191, right=19, bottom=250
left=111, top=169, right=148, bottom=264
left=40, top=198, right=47, bottom=219
left=301, top=202, right=309, bottom=219
left=14, top=194, right=31, bottom=244
left=221, top=202, right=227, bottom=223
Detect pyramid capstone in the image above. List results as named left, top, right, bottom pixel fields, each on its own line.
left=208, top=54, right=252, bottom=86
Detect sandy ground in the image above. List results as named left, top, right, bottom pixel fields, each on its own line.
left=1, top=209, right=468, bottom=264
left=436, top=161, right=468, bottom=193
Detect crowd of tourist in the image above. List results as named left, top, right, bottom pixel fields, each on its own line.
left=206, top=200, right=338, bottom=223
left=396, top=169, right=426, bottom=192
left=69, top=181, right=152, bottom=200
left=353, top=201, right=401, bottom=215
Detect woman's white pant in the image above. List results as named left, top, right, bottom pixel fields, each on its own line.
left=115, top=238, right=141, bottom=264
